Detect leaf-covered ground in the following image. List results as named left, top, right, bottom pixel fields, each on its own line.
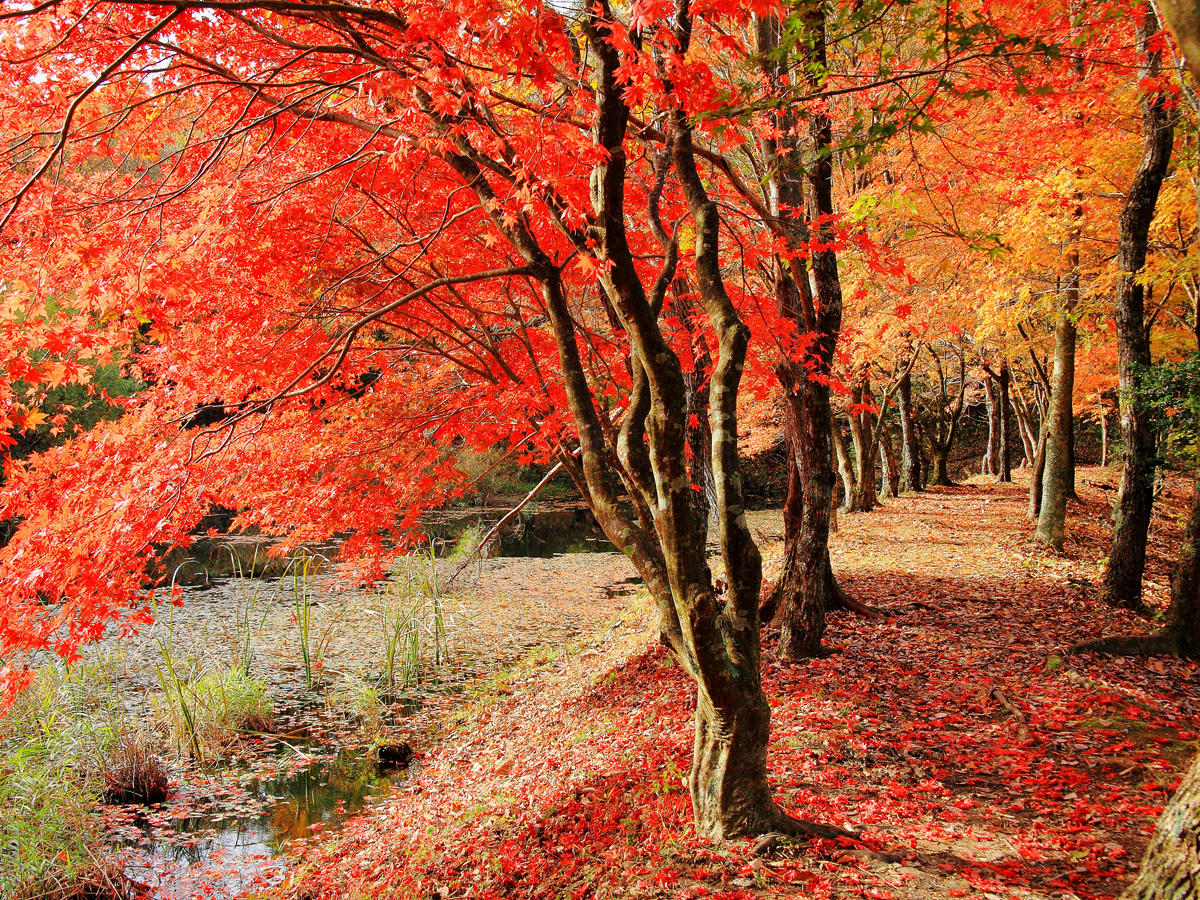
left=279, top=469, right=1198, bottom=900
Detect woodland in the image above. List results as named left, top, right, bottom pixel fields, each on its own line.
left=0, top=0, right=1199, bottom=897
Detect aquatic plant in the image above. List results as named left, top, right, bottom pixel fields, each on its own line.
left=227, top=546, right=269, bottom=676
left=156, top=665, right=274, bottom=761
left=378, top=548, right=471, bottom=692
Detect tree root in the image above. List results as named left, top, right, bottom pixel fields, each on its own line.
left=830, top=584, right=885, bottom=619
left=986, top=687, right=1029, bottom=741
left=1068, top=629, right=1180, bottom=658
left=759, top=578, right=884, bottom=625
left=1058, top=665, right=1166, bottom=716
left=765, top=806, right=904, bottom=863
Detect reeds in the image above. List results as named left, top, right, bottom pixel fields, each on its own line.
left=0, top=663, right=150, bottom=900
left=155, top=665, right=275, bottom=761
left=378, top=545, right=470, bottom=692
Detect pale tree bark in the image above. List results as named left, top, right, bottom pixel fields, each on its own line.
left=833, top=414, right=857, bottom=509
left=1022, top=344, right=1054, bottom=518
left=999, top=363, right=1013, bottom=482
left=1100, top=3, right=1176, bottom=611
left=898, top=372, right=923, bottom=490
left=1155, top=0, right=1200, bottom=84
left=1011, top=375, right=1039, bottom=467
left=880, top=420, right=900, bottom=498
left=1035, top=297, right=1077, bottom=550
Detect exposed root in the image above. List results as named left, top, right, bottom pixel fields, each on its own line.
left=986, top=687, right=1029, bottom=741
left=770, top=806, right=859, bottom=842
left=761, top=804, right=902, bottom=862
left=760, top=578, right=884, bottom=625
left=830, top=585, right=885, bottom=619
left=1059, top=667, right=1166, bottom=716
left=1068, top=629, right=1180, bottom=658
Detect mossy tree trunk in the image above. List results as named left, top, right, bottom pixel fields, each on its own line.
left=1100, top=3, right=1175, bottom=611
left=755, top=8, right=843, bottom=662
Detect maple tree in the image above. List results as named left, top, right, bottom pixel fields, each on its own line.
left=2, top=0, right=1198, bottom=875
left=0, top=0, right=1017, bottom=839
left=1099, top=4, right=1179, bottom=611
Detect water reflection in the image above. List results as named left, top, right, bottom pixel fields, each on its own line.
left=119, top=748, right=401, bottom=899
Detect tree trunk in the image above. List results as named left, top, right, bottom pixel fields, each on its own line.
left=772, top=381, right=837, bottom=658
left=1072, top=477, right=1200, bottom=658
left=1029, top=420, right=1049, bottom=520
left=832, top=414, right=856, bottom=509
left=1100, top=4, right=1175, bottom=611
left=1035, top=305, right=1077, bottom=550
left=983, top=377, right=999, bottom=476
left=1083, top=490, right=1200, bottom=900
left=880, top=422, right=900, bottom=499
left=1165, top=478, right=1200, bottom=658
left=999, top=364, right=1013, bottom=482
left=932, top=446, right=951, bottom=486
left=898, top=372, right=922, bottom=491
left=927, top=344, right=966, bottom=487
left=1100, top=400, right=1109, bottom=468
left=754, top=10, right=842, bottom=663
left=1121, top=750, right=1200, bottom=900
left=849, top=381, right=878, bottom=511
left=1011, top=378, right=1038, bottom=468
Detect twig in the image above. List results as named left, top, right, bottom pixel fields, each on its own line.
left=446, top=462, right=564, bottom=586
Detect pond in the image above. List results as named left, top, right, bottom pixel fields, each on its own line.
left=107, top=703, right=412, bottom=899
left=159, top=501, right=615, bottom=585
left=92, top=500, right=624, bottom=900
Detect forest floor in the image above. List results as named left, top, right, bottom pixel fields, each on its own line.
left=277, top=466, right=1199, bottom=900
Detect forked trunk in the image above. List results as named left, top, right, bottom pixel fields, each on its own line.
left=848, top=382, right=877, bottom=512
left=927, top=344, right=965, bottom=486
left=983, top=377, right=999, bottom=476
left=1012, top=385, right=1037, bottom=468
left=753, top=8, right=843, bottom=664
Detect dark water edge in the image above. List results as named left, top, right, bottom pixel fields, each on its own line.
left=158, top=501, right=615, bottom=585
